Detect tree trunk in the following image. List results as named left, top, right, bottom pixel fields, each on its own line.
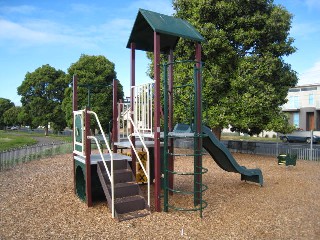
left=44, top=126, right=49, bottom=136
left=212, top=127, right=222, bottom=140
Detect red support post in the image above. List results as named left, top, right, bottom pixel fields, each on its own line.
left=112, top=79, right=118, bottom=153
left=85, top=108, right=92, bottom=207
left=72, top=75, right=78, bottom=194
left=168, top=50, right=174, bottom=194
left=195, top=42, right=202, bottom=205
left=154, top=32, right=161, bottom=212
left=130, top=43, right=136, bottom=175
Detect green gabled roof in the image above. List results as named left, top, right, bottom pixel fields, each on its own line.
left=126, top=8, right=205, bottom=53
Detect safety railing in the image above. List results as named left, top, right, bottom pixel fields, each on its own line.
left=87, top=110, right=115, bottom=218
left=117, top=102, right=131, bottom=141
left=132, top=82, right=154, bottom=137
left=127, top=115, right=150, bottom=207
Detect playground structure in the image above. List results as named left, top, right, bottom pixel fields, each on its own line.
left=72, top=9, right=263, bottom=221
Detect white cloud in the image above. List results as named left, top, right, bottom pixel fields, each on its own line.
left=0, top=19, right=50, bottom=43
left=0, top=18, right=100, bottom=49
left=291, top=22, right=319, bottom=38
left=0, top=1, right=174, bottom=50
left=0, top=5, right=36, bottom=14
left=298, top=61, right=320, bottom=85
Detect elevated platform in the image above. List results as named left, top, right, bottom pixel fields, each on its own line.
left=130, top=132, right=199, bottom=139
left=114, top=140, right=157, bottom=148
left=74, top=153, right=131, bottom=165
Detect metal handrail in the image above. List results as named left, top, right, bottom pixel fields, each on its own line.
left=127, top=115, right=150, bottom=206
left=87, top=110, right=115, bottom=219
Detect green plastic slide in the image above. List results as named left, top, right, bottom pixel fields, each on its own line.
left=202, top=125, right=263, bottom=186
left=173, top=123, right=263, bottom=186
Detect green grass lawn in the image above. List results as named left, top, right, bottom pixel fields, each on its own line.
left=221, top=135, right=280, bottom=142
left=0, top=131, right=37, bottom=151
left=0, top=130, right=72, bottom=151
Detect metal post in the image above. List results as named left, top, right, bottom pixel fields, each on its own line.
left=310, top=130, right=313, bottom=161
left=154, top=31, right=161, bottom=212
left=130, top=43, right=136, bottom=175
left=168, top=50, right=174, bottom=195
left=276, top=132, right=279, bottom=156
left=163, top=63, right=169, bottom=212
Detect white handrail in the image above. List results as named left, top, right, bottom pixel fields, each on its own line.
left=87, top=136, right=111, bottom=178
left=87, top=110, right=115, bottom=219
left=127, top=116, right=150, bottom=206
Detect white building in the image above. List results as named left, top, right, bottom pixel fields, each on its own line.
left=282, top=84, right=320, bottom=131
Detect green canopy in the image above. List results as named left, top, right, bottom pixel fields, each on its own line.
left=126, top=8, right=205, bottom=53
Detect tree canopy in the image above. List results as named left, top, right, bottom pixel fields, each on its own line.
left=17, top=64, right=67, bottom=135
left=150, top=0, right=297, bottom=135
left=0, top=98, right=14, bottom=129
left=3, top=106, right=22, bottom=127
left=62, top=54, right=124, bottom=133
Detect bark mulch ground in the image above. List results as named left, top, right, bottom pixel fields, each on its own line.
left=1, top=151, right=319, bottom=239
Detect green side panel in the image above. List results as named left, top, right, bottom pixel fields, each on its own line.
left=75, top=160, right=86, bottom=202
left=75, top=114, right=83, bottom=144
left=75, top=144, right=82, bottom=152
left=74, top=158, right=105, bottom=203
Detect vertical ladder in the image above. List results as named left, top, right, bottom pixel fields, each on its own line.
left=162, top=61, right=208, bottom=217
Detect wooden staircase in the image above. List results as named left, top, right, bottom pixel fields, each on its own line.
left=97, top=159, right=150, bottom=221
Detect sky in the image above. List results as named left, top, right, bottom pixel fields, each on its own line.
left=0, top=0, right=320, bottom=106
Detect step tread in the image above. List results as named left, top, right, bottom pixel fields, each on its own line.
left=117, top=208, right=151, bottom=222
left=115, top=195, right=144, bottom=204
left=102, top=169, right=132, bottom=177
left=110, top=182, right=138, bottom=188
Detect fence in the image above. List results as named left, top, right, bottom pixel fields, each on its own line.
left=0, top=142, right=73, bottom=171
left=226, top=140, right=320, bottom=161
left=175, top=139, right=320, bottom=161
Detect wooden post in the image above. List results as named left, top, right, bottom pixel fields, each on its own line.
left=130, top=43, right=136, bottom=175
left=112, top=79, right=118, bottom=153
left=195, top=42, right=202, bottom=205
left=154, top=32, right=161, bottom=212
left=72, top=75, right=78, bottom=194
left=85, top=107, right=92, bottom=207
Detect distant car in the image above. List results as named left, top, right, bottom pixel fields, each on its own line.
left=280, top=134, right=320, bottom=144
left=10, top=126, right=18, bottom=130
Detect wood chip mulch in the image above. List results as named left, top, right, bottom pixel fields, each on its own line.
left=1, top=151, right=319, bottom=239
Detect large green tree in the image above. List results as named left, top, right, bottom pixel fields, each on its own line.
left=62, top=54, right=124, bottom=133
left=3, top=106, right=22, bottom=127
left=17, top=64, right=67, bottom=135
left=156, top=0, right=297, bottom=135
left=0, top=98, right=14, bottom=129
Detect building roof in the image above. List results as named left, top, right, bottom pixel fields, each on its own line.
left=126, top=9, right=205, bottom=53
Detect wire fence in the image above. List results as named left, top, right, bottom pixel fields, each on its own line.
left=175, top=139, right=320, bottom=161
left=1, top=139, right=319, bottom=172
left=225, top=140, right=320, bottom=161
left=0, top=142, right=73, bottom=171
